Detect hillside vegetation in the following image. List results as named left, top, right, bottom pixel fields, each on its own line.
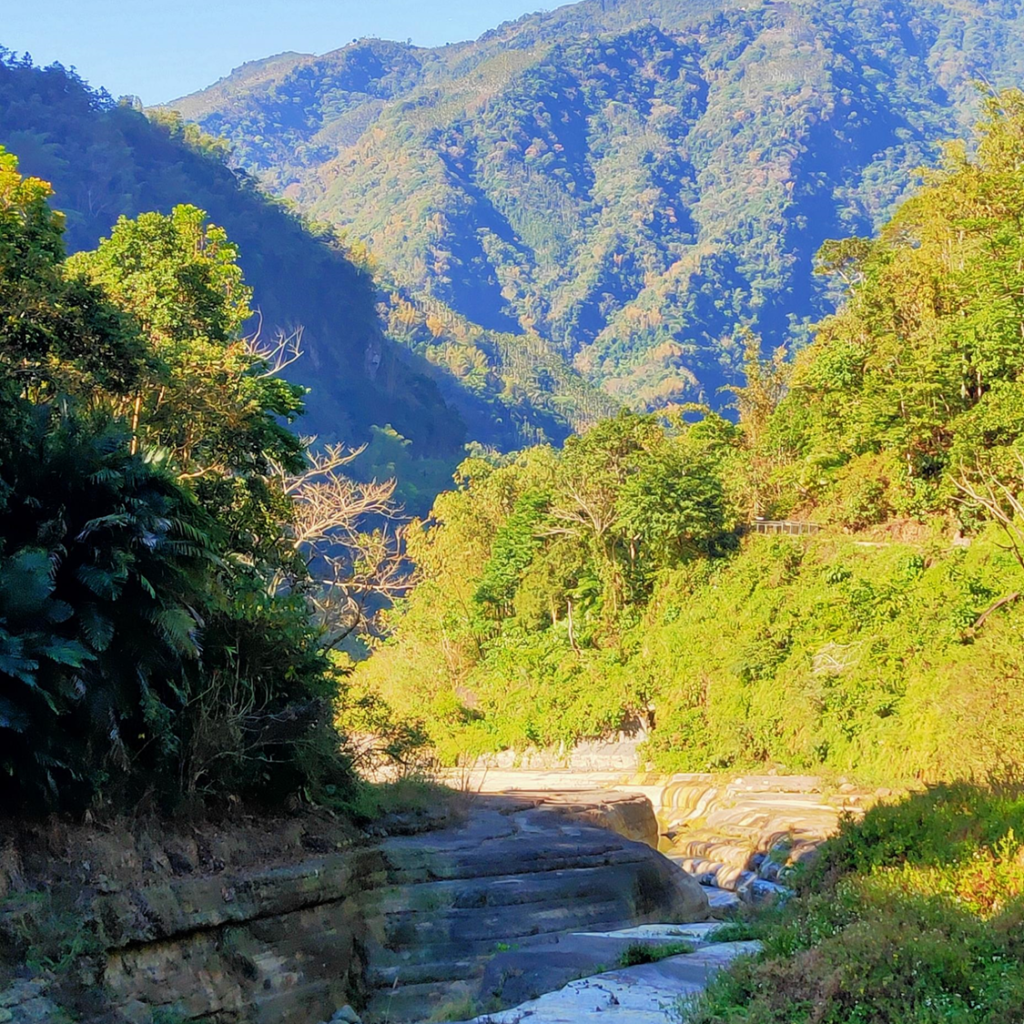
left=172, top=0, right=1024, bottom=414
left=352, top=93, right=1024, bottom=785
left=691, top=782, right=1024, bottom=1023
left=0, top=50, right=471, bottom=507
left=0, top=147, right=414, bottom=815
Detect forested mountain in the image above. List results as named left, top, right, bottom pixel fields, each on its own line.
left=353, top=92, right=1024, bottom=785
left=171, top=0, right=1024, bottom=410
left=0, top=51, right=470, bottom=496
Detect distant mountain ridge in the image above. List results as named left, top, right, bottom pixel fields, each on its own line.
left=169, top=0, right=1024, bottom=409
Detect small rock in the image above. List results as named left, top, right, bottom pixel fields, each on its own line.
left=166, top=849, right=195, bottom=875
left=331, top=1007, right=361, bottom=1024
left=706, top=888, right=742, bottom=912
left=739, top=878, right=791, bottom=906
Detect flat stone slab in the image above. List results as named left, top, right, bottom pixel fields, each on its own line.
left=449, top=942, right=762, bottom=1023
left=573, top=922, right=728, bottom=943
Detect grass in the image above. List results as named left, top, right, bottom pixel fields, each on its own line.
left=1, top=888, right=102, bottom=975
left=679, top=782, right=1024, bottom=1024
left=618, top=939, right=695, bottom=967
left=427, top=992, right=497, bottom=1022
left=344, top=774, right=471, bottom=824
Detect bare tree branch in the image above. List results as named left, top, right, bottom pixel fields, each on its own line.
left=272, top=444, right=410, bottom=642
left=243, top=311, right=306, bottom=379
left=954, top=452, right=1024, bottom=571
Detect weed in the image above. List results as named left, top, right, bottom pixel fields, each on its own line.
left=426, top=993, right=479, bottom=1022
left=618, top=940, right=694, bottom=967
left=3, top=890, right=101, bottom=975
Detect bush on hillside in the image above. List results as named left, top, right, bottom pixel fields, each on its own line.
left=686, top=784, right=1024, bottom=1024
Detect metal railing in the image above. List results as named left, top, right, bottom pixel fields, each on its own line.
left=744, top=519, right=822, bottom=537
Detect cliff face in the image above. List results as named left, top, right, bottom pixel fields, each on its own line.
left=0, top=794, right=706, bottom=1023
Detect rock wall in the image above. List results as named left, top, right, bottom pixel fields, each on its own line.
left=447, top=763, right=881, bottom=898
left=0, top=795, right=705, bottom=1024
left=361, top=797, right=706, bottom=1021
left=99, top=850, right=383, bottom=1023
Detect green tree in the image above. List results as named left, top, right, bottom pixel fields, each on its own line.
left=68, top=204, right=305, bottom=478
left=0, top=409, right=216, bottom=811
left=0, top=147, right=145, bottom=401
left=789, top=90, right=1024, bottom=519
left=0, top=155, right=355, bottom=813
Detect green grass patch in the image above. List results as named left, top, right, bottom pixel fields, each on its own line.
left=619, top=939, right=694, bottom=967
left=343, top=775, right=469, bottom=823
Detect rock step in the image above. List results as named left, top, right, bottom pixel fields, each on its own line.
left=667, top=858, right=758, bottom=892
left=666, top=839, right=761, bottom=869
left=361, top=798, right=709, bottom=1021
left=368, top=896, right=663, bottom=971
left=373, top=862, right=664, bottom=914
left=444, top=940, right=765, bottom=1023
left=381, top=842, right=656, bottom=885
left=666, top=806, right=843, bottom=835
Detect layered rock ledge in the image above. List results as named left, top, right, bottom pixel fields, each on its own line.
left=0, top=794, right=706, bottom=1024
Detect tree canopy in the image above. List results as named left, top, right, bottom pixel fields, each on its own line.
left=0, top=150, right=364, bottom=813
left=352, top=92, right=1024, bottom=781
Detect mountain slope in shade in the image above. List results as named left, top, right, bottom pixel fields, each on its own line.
left=0, top=53, right=470, bottom=470
left=169, top=0, right=1024, bottom=408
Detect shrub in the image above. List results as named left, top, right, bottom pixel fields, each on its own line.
left=685, top=784, right=1024, bottom=1024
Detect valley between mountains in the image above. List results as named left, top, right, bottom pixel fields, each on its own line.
left=3, top=0, right=1024, bottom=1022
left=171, top=0, right=1024, bottom=420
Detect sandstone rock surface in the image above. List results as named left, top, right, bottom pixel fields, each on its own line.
left=362, top=796, right=707, bottom=1021
left=448, top=939, right=762, bottom=1023
left=0, top=794, right=704, bottom=1024
left=450, top=765, right=873, bottom=899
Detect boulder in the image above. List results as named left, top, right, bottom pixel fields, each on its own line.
left=362, top=797, right=708, bottom=1021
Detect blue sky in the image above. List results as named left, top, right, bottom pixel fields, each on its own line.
left=6, top=1, right=555, bottom=105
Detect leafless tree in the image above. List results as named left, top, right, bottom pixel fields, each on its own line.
left=244, top=311, right=305, bottom=378
left=953, top=457, right=1024, bottom=633
left=272, top=441, right=410, bottom=645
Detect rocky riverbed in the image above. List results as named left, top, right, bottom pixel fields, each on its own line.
left=449, top=925, right=761, bottom=1024
left=0, top=793, right=706, bottom=1024
left=449, top=765, right=877, bottom=908
left=0, top=767, right=872, bottom=1023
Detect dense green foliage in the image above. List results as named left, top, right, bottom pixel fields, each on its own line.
left=0, top=49, right=624, bottom=467
left=173, top=0, right=1024, bottom=413
left=354, top=94, right=1024, bottom=783
left=0, top=50, right=470, bottom=495
left=688, top=783, right=1024, bottom=1023
left=0, top=150, right=356, bottom=813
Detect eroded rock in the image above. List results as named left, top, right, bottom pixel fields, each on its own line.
left=448, top=939, right=762, bottom=1023
left=1, top=794, right=702, bottom=1024
left=362, top=797, right=707, bottom=1021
